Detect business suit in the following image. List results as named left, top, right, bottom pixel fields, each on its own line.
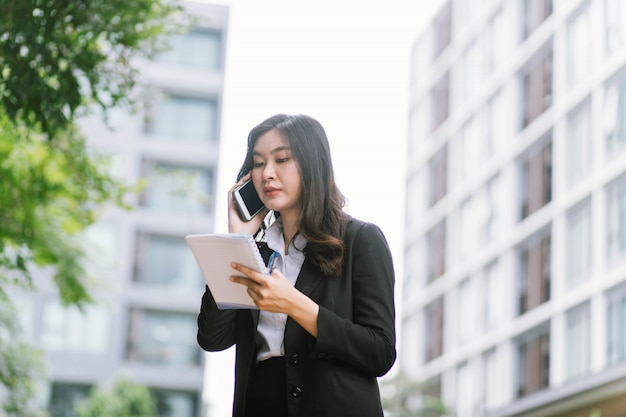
left=197, top=217, right=396, bottom=417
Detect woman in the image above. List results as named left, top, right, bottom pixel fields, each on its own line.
left=197, top=114, right=396, bottom=417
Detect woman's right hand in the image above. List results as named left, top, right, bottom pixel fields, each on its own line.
left=227, top=173, right=269, bottom=235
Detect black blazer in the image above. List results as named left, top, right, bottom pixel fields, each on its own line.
left=197, top=217, right=396, bottom=417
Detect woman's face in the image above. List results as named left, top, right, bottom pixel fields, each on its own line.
left=251, top=128, right=302, bottom=219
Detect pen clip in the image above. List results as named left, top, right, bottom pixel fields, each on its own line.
left=267, top=252, right=279, bottom=275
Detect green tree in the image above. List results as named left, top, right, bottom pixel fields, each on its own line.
left=381, top=370, right=454, bottom=417
left=75, top=379, right=158, bottom=417
left=0, top=1, right=186, bottom=415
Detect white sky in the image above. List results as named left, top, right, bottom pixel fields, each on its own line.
left=196, top=1, right=441, bottom=415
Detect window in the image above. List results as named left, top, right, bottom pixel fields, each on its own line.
left=483, top=349, right=505, bottom=411
left=487, top=90, right=507, bottom=158
left=424, top=296, right=444, bottom=362
left=458, top=276, right=480, bottom=344
left=134, top=233, right=203, bottom=290
left=566, top=303, right=591, bottom=381
left=427, top=220, right=446, bottom=282
left=139, top=160, right=214, bottom=215
left=126, top=308, right=201, bottom=367
left=456, top=362, right=477, bottom=417
left=518, top=234, right=551, bottom=315
left=145, top=94, right=218, bottom=143
left=566, top=100, right=592, bottom=186
left=488, top=9, right=506, bottom=73
left=428, top=144, right=448, bottom=207
left=521, top=51, right=553, bottom=128
left=604, top=77, right=626, bottom=157
left=47, top=382, right=92, bottom=417
left=153, top=389, right=199, bottom=417
left=433, top=3, right=451, bottom=60
left=431, top=72, right=450, bottom=132
left=520, top=141, right=552, bottom=220
left=607, top=284, right=626, bottom=365
left=156, top=29, right=223, bottom=70
left=605, top=0, right=626, bottom=54
left=483, top=176, right=501, bottom=243
left=485, top=260, right=505, bottom=330
left=522, top=0, right=553, bottom=40
left=41, top=301, right=110, bottom=354
left=566, top=200, right=591, bottom=288
left=517, top=327, right=550, bottom=398
left=460, top=115, right=486, bottom=180
left=567, top=3, right=591, bottom=87
left=607, top=173, right=626, bottom=266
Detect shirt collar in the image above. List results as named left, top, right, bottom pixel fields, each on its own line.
left=266, top=218, right=307, bottom=256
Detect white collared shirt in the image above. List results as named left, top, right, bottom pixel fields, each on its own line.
left=256, top=219, right=307, bottom=362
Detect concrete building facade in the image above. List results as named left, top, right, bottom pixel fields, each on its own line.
left=403, top=0, right=626, bottom=416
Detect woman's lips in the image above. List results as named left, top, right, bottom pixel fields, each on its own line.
left=264, top=187, right=279, bottom=197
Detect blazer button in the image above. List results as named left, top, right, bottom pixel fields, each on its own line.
left=289, top=354, right=300, bottom=365
left=290, top=386, right=302, bottom=398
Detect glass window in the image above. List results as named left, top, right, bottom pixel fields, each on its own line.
left=428, top=144, right=448, bottom=207
left=427, top=220, right=446, bottom=283
left=41, top=301, right=110, bottom=354
left=134, top=233, right=203, bottom=290
left=605, top=0, right=626, bottom=54
left=139, top=160, right=214, bottom=215
left=431, top=72, right=450, bottom=132
left=460, top=115, right=486, bottom=180
left=566, top=100, right=592, bottom=186
left=433, top=3, right=451, bottom=59
left=567, top=3, right=591, bottom=87
left=604, top=77, right=626, bottom=157
left=488, top=9, right=506, bottom=74
left=566, top=303, right=591, bottom=381
left=47, top=382, right=92, bottom=417
left=520, top=140, right=552, bottom=220
left=156, top=29, right=223, bottom=70
left=458, top=276, right=480, bottom=344
left=485, top=260, right=505, bottom=330
left=483, top=349, right=504, bottom=411
left=607, top=173, right=626, bottom=266
left=521, top=51, right=553, bottom=129
left=518, top=234, right=551, bottom=315
left=516, top=328, right=550, bottom=398
left=126, top=308, right=201, bottom=367
left=152, top=389, right=199, bottom=417
left=522, top=0, right=553, bottom=41
left=145, top=94, right=218, bottom=143
left=456, top=362, right=477, bottom=417
left=424, top=296, right=444, bottom=362
left=566, top=199, right=592, bottom=288
left=483, top=175, right=501, bottom=243
left=607, top=283, right=626, bottom=365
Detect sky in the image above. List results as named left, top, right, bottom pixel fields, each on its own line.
left=195, top=0, right=442, bottom=414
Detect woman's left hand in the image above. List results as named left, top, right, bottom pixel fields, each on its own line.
left=230, top=262, right=320, bottom=337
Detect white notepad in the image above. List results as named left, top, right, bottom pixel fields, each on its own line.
left=185, top=233, right=268, bottom=309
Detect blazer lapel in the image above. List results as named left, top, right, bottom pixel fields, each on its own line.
left=294, top=257, right=323, bottom=296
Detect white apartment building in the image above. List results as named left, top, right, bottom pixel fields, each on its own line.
left=403, top=0, right=626, bottom=416
left=18, top=2, right=229, bottom=417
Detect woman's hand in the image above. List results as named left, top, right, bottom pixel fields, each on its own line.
left=227, top=173, right=269, bottom=234
left=230, top=262, right=320, bottom=337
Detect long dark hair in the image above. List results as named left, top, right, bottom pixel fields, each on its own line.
left=237, top=114, right=348, bottom=276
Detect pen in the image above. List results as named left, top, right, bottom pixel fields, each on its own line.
left=267, top=252, right=279, bottom=275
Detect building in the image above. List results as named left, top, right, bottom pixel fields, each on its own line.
left=17, top=2, right=229, bottom=416
left=403, top=0, right=626, bottom=416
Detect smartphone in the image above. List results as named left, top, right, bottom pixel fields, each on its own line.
left=232, top=178, right=265, bottom=222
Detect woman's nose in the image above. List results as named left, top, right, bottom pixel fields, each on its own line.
left=263, top=163, right=275, bottom=179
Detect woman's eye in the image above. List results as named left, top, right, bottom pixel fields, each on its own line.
left=276, top=157, right=289, bottom=163
left=253, top=161, right=264, bottom=168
